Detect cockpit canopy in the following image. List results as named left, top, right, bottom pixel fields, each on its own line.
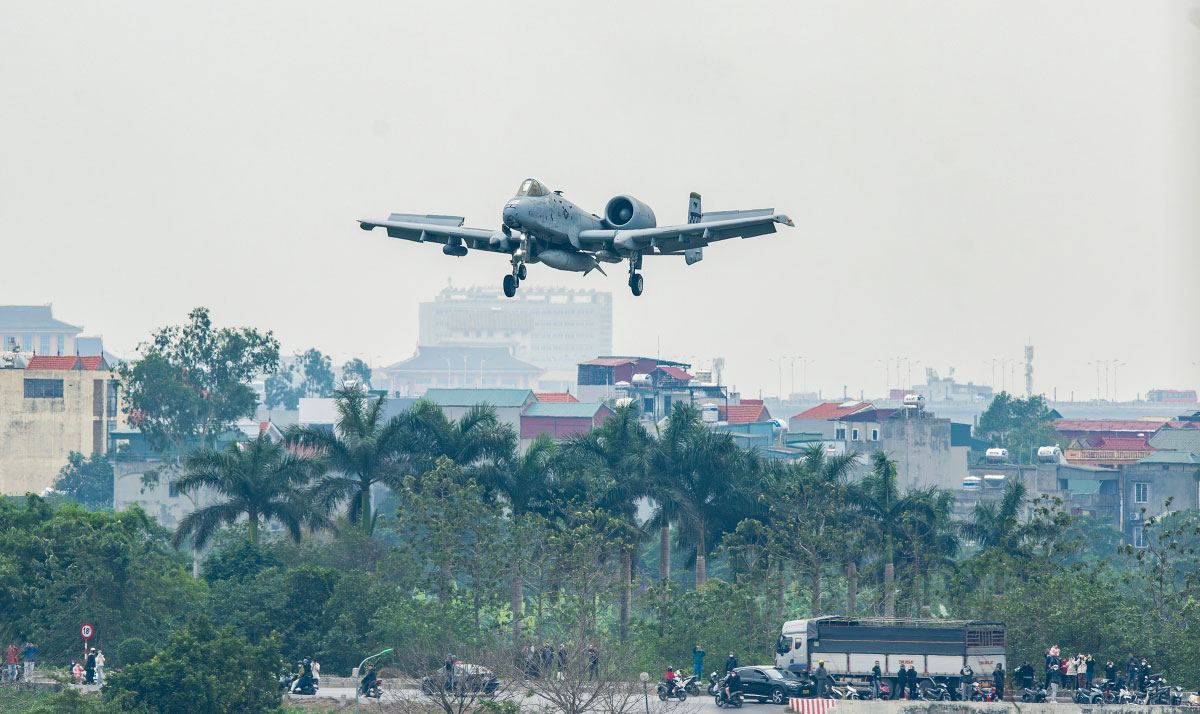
left=516, top=178, right=550, bottom=197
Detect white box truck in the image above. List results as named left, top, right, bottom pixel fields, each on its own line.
left=774, top=616, right=1005, bottom=684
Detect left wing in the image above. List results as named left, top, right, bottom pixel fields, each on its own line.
left=577, top=209, right=793, bottom=255
left=358, top=213, right=512, bottom=253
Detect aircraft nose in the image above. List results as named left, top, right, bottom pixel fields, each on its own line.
left=503, top=202, right=521, bottom=229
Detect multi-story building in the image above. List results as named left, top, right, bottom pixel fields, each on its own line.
left=418, top=286, right=613, bottom=387
left=0, top=353, right=121, bottom=495
left=0, top=305, right=84, bottom=356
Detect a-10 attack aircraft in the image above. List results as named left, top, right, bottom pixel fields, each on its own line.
left=359, top=178, right=794, bottom=297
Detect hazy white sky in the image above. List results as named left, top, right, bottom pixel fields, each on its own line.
left=2, top=1, right=1197, bottom=401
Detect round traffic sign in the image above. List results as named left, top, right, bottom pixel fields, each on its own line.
left=81, top=624, right=93, bottom=639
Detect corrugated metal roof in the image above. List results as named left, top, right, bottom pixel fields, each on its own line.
left=1054, top=419, right=1168, bottom=433
left=421, top=388, right=534, bottom=408
left=1150, top=428, right=1200, bottom=452
left=523, top=402, right=612, bottom=418
left=792, top=401, right=873, bottom=420
left=1139, top=451, right=1200, bottom=464
left=656, top=365, right=693, bottom=381
left=579, top=357, right=639, bottom=367
left=1092, top=436, right=1152, bottom=450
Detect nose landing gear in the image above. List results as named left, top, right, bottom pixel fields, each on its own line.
left=503, top=235, right=530, bottom=298
left=627, top=252, right=644, bottom=296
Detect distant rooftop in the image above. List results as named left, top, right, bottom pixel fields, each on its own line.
left=386, top=345, right=543, bottom=374
left=793, top=401, right=874, bottom=420
left=1139, top=451, right=1200, bottom=465
left=1055, top=419, right=1169, bottom=433
left=420, top=388, right=535, bottom=408
left=522, top=402, right=612, bottom=418
left=534, top=392, right=579, bottom=403
left=0, top=305, right=82, bottom=333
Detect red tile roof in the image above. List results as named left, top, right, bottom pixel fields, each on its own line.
left=655, top=365, right=693, bottom=381
left=721, top=404, right=772, bottom=425
left=25, top=356, right=82, bottom=370
left=78, top=356, right=107, bottom=370
left=535, top=392, right=580, bottom=403
left=1091, top=436, right=1153, bottom=450
left=1055, top=419, right=1167, bottom=433
left=792, top=401, right=873, bottom=420
left=580, top=357, right=639, bottom=367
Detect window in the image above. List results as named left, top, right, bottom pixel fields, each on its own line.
left=39, top=335, right=50, bottom=355
left=56, top=335, right=64, bottom=355
left=22, top=335, right=32, bottom=351
left=1133, top=526, right=1146, bottom=549
left=1134, top=482, right=1149, bottom=504
left=93, top=380, right=105, bottom=417
left=835, top=427, right=846, bottom=440
left=663, top=395, right=672, bottom=412
left=168, top=482, right=180, bottom=498
left=107, top=381, right=118, bottom=417
left=870, top=428, right=879, bottom=441
left=24, top=378, right=64, bottom=398
left=852, top=428, right=860, bottom=441
left=643, top=397, right=654, bottom=414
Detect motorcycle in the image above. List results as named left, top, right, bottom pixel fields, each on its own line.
left=1073, top=684, right=1105, bottom=704
left=715, top=688, right=744, bottom=708
left=971, top=682, right=1001, bottom=702
left=1020, top=687, right=1048, bottom=703
left=365, top=679, right=384, bottom=699
left=679, top=674, right=700, bottom=696
left=828, top=683, right=860, bottom=700
left=919, top=679, right=951, bottom=701
left=708, top=672, right=722, bottom=697
left=292, top=678, right=318, bottom=696
left=657, top=680, right=687, bottom=702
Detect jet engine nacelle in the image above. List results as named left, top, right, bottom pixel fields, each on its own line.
left=604, top=195, right=657, bottom=230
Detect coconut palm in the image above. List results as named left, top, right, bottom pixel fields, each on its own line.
left=284, top=385, right=419, bottom=533
left=848, top=451, right=922, bottom=618
left=901, top=486, right=960, bottom=616
left=961, top=479, right=1028, bottom=555
left=170, top=433, right=327, bottom=549
left=408, top=400, right=516, bottom=476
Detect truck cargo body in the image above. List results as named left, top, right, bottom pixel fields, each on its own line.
left=774, top=617, right=1005, bottom=680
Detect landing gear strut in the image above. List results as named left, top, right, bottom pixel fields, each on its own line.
left=627, top=252, right=643, bottom=296
left=504, top=235, right=529, bottom=298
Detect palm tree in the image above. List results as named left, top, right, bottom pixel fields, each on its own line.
left=962, top=480, right=1028, bottom=555
left=559, top=404, right=651, bottom=640
left=653, top=403, right=749, bottom=587
left=170, top=433, right=327, bottom=549
left=849, top=451, right=921, bottom=618
left=901, top=487, right=959, bottom=616
left=409, top=401, right=516, bottom=475
left=285, top=385, right=418, bottom=533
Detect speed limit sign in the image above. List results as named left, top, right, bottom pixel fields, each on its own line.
left=81, top=624, right=93, bottom=640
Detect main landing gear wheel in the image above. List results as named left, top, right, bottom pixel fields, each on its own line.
left=503, top=273, right=518, bottom=298
left=517, top=264, right=527, bottom=281
left=628, top=273, right=643, bottom=296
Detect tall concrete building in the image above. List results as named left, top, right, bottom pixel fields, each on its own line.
left=0, top=305, right=83, bottom=356
left=418, top=285, right=612, bottom=389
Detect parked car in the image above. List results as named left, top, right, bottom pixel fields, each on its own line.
left=421, top=662, right=501, bottom=695
left=734, top=666, right=811, bottom=704
left=773, top=667, right=819, bottom=698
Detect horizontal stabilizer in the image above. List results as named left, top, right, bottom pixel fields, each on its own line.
left=700, top=208, right=773, bottom=222
left=387, top=213, right=465, bottom=226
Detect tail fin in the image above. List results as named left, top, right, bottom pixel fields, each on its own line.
left=688, top=192, right=702, bottom=224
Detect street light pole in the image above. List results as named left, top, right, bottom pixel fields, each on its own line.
left=641, top=672, right=650, bottom=714
left=355, top=647, right=395, bottom=714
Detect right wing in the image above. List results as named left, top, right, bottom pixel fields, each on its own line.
left=577, top=209, right=792, bottom=254
left=358, top=213, right=511, bottom=252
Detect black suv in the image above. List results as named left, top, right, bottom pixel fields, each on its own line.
left=733, top=666, right=811, bottom=704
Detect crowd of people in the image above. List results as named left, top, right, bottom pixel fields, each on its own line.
left=518, top=642, right=600, bottom=680
left=1010, top=646, right=1163, bottom=702
left=67, top=647, right=106, bottom=686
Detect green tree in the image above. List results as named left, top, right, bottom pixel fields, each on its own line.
left=170, top=433, right=328, bottom=548
left=116, top=307, right=280, bottom=455
left=342, top=357, right=373, bottom=389
left=299, top=348, right=335, bottom=397
left=263, top=363, right=303, bottom=410
left=53, top=452, right=114, bottom=509
left=102, top=618, right=284, bottom=714
left=976, top=392, right=1059, bottom=464
left=286, top=385, right=418, bottom=533
left=848, top=452, right=923, bottom=618
left=410, top=401, right=515, bottom=475
left=961, top=479, right=1028, bottom=555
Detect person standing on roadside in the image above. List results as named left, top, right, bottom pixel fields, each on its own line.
left=993, top=663, right=1005, bottom=697
left=959, top=664, right=974, bottom=702
left=1064, top=656, right=1076, bottom=691
left=724, top=652, right=738, bottom=674
left=22, top=642, right=36, bottom=681
left=692, top=645, right=706, bottom=679
left=84, top=647, right=96, bottom=685
left=871, top=660, right=882, bottom=699
left=1047, top=662, right=1061, bottom=703
left=1084, top=654, right=1094, bottom=688
left=814, top=660, right=830, bottom=698
left=4, top=643, right=16, bottom=681
left=95, top=650, right=106, bottom=687
left=1104, top=661, right=1115, bottom=683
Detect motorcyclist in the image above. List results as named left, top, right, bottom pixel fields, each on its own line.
left=294, top=658, right=314, bottom=693
left=361, top=664, right=378, bottom=696
left=723, top=668, right=743, bottom=705
left=664, top=666, right=676, bottom=696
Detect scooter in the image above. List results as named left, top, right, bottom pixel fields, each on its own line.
left=657, top=680, right=687, bottom=702
left=972, top=682, right=1001, bottom=702
left=708, top=671, right=722, bottom=696
left=292, top=677, right=318, bottom=696
left=828, top=683, right=860, bottom=700
left=919, top=679, right=951, bottom=701
left=1020, top=687, right=1048, bottom=703
left=679, top=674, right=700, bottom=696
left=364, top=679, right=384, bottom=699
left=715, top=688, right=744, bottom=708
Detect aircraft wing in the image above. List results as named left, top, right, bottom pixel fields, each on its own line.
left=577, top=209, right=793, bottom=255
left=358, top=214, right=511, bottom=253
